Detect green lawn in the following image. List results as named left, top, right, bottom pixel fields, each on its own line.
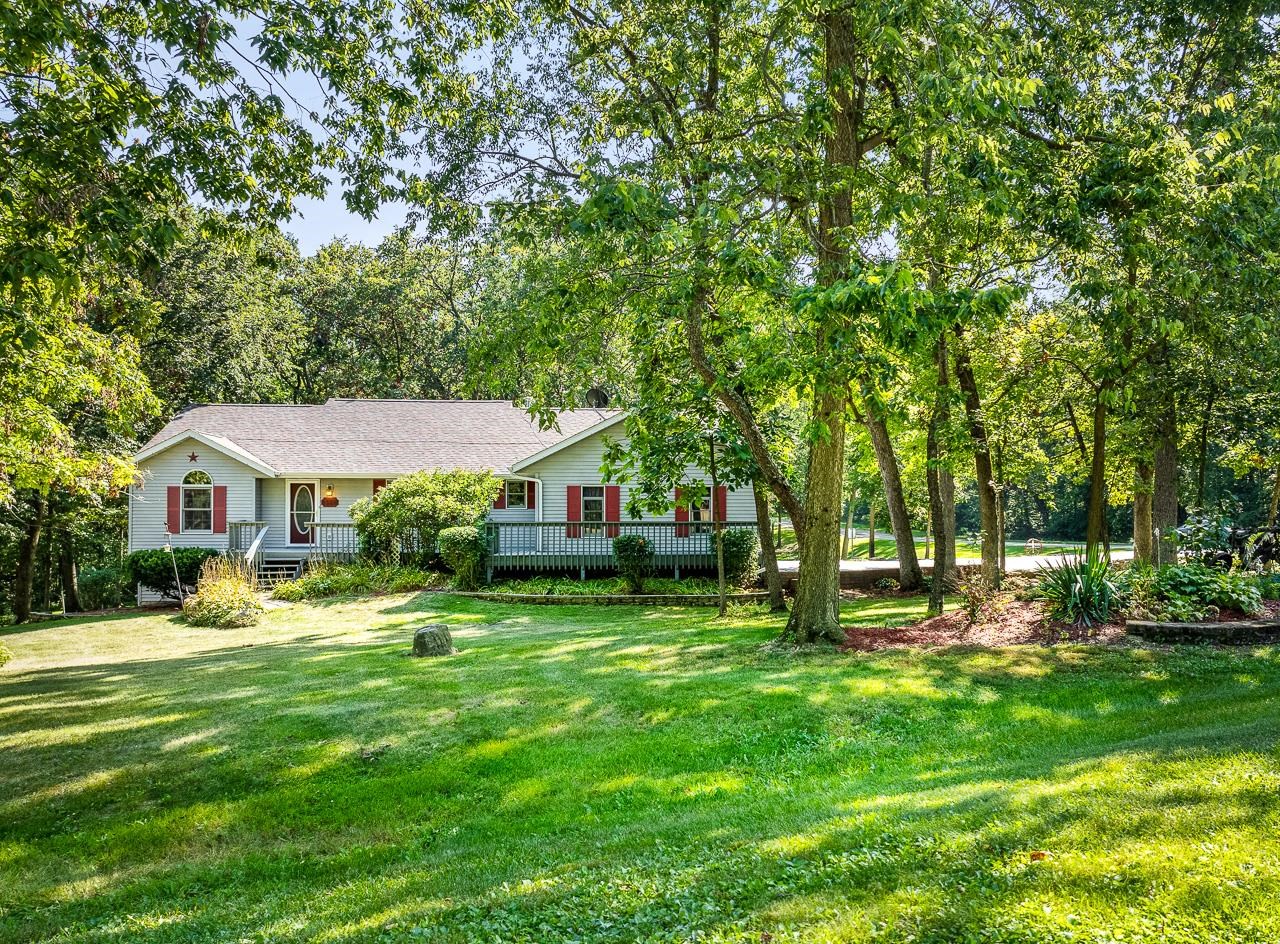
left=4, top=595, right=1280, bottom=943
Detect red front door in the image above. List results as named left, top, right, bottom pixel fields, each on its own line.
left=289, top=482, right=316, bottom=545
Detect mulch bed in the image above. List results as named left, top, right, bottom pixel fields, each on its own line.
left=842, top=600, right=1128, bottom=652
left=1214, top=600, right=1280, bottom=622
left=843, top=597, right=1280, bottom=652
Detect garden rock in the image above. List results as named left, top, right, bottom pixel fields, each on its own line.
left=412, top=624, right=456, bottom=657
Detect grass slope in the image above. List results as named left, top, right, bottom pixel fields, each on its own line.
left=3, top=595, right=1279, bottom=943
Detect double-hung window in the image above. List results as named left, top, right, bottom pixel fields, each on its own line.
left=582, top=485, right=605, bottom=535
left=182, top=470, right=214, bottom=532
left=505, top=481, right=527, bottom=509
left=689, top=494, right=712, bottom=533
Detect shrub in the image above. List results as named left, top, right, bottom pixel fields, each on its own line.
left=0, top=643, right=10, bottom=668
left=1037, top=556, right=1119, bottom=626
left=1152, top=563, right=1263, bottom=618
left=272, top=563, right=448, bottom=601
left=1213, top=570, right=1265, bottom=616
left=1176, top=513, right=1234, bottom=566
left=439, top=525, right=489, bottom=590
left=612, top=534, right=655, bottom=593
left=1259, top=575, right=1280, bottom=601
left=78, top=566, right=130, bottom=609
left=951, top=571, right=997, bottom=625
left=348, top=469, right=498, bottom=565
left=182, top=558, right=262, bottom=628
left=719, top=528, right=760, bottom=588
left=125, top=547, right=221, bottom=599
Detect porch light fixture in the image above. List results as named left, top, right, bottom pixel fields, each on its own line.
left=321, top=483, right=339, bottom=508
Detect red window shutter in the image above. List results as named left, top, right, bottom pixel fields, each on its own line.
left=605, top=485, right=621, bottom=538
left=566, top=485, right=581, bottom=538
left=715, top=485, right=728, bottom=524
left=493, top=483, right=506, bottom=510
left=526, top=481, right=536, bottom=510
left=372, top=479, right=387, bottom=496
left=167, top=486, right=182, bottom=534
left=674, top=487, right=690, bottom=538
left=213, top=486, right=228, bottom=534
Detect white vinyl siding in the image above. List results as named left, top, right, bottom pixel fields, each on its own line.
left=129, top=442, right=256, bottom=554
left=517, top=430, right=755, bottom=521
left=255, top=477, right=378, bottom=553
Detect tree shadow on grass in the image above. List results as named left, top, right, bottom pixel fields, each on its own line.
left=3, top=603, right=1280, bottom=942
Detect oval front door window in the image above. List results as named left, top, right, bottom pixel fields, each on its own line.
left=292, top=485, right=315, bottom=541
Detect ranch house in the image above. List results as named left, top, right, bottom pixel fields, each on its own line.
left=128, top=399, right=756, bottom=595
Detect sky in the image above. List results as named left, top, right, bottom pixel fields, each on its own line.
left=284, top=190, right=410, bottom=255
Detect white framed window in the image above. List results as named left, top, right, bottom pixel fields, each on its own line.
left=182, top=470, right=213, bottom=533
left=505, top=480, right=527, bottom=509
left=582, top=485, right=605, bottom=535
left=690, top=494, right=712, bottom=532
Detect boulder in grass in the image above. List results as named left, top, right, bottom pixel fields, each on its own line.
left=412, top=624, right=456, bottom=657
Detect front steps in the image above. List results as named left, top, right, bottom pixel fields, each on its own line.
left=257, top=558, right=303, bottom=588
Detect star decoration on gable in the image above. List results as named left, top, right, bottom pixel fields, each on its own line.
left=187, top=452, right=200, bottom=462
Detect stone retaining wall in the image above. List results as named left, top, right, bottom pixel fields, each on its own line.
left=453, top=591, right=772, bottom=607
left=1125, top=618, right=1280, bottom=644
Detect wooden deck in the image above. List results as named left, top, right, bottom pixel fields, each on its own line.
left=241, top=520, right=759, bottom=579
left=484, top=521, right=757, bottom=578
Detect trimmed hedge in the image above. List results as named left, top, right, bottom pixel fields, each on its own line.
left=613, top=534, right=655, bottom=593
left=719, top=528, right=760, bottom=588
left=439, top=525, right=489, bottom=590
left=125, top=547, right=221, bottom=599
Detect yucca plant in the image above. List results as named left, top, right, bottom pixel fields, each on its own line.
left=1036, top=555, right=1119, bottom=627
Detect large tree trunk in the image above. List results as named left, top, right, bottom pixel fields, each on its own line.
left=952, top=329, right=1001, bottom=586
left=779, top=9, right=864, bottom=643
left=58, top=530, right=83, bottom=613
left=1133, top=461, right=1154, bottom=563
left=1196, top=385, right=1214, bottom=508
left=785, top=392, right=846, bottom=643
left=926, top=336, right=954, bottom=615
left=1153, top=400, right=1179, bottom=564
left=14, top=492, right=46, bottom=624
left=942, top=467, right=956, bottom=575
left=865, top=414, right=923, bottom=590
left=926, top=422, right=952, bottom=616
left=753, top=481, right=786, bottom=611
left=1269, top=466, right=1280, bottom=528
left=1085, top=397, right=1108, bottom=556
left=995, top=443, right=1007, bottom=573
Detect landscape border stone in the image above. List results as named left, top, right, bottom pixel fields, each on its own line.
left=1125, top=618, right=1280, bottom=644
left=452, top=591, right=772, bottom=607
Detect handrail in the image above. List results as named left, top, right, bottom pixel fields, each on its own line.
left=244, top=525, right=269, bottom=571
left=483, top=520, right=759, bottom=578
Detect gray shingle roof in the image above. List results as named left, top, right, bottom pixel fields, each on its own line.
left=142, top=399, right=618, bottom=475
